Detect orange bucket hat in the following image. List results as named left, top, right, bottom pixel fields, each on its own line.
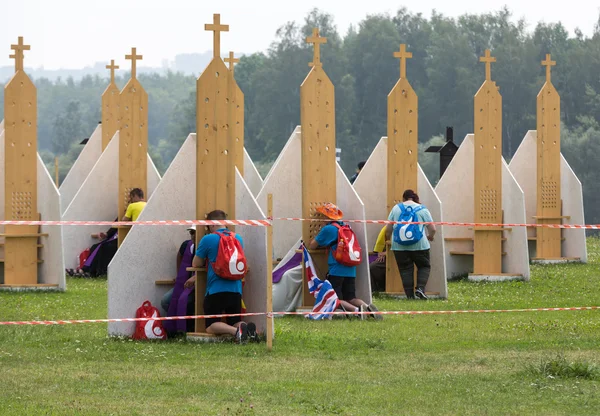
left=316, top=203, right=343, bottom=220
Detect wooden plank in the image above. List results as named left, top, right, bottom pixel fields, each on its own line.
left=0, top=233, right=48, bottom=238
left=0, top=259, right=43, bottom=263
left=473, top=50, right=503, bottom=275
left=266, top=193, right=273, bottom=351
left=155, top=279, right=175, bottom=285
left=225, top=52, right=245, bottom=177
left=4, top=63, right=38, bottom=285
left=531, top=257, right=579, bottom=261
left=118, top=49, right=148, bottom=246
left=536, top=54, right=562, bottom=259
left=445, top=237, right=506, bottom=241
left=0, top=283, right=58, bottom=288
left=300, top=30, right=336, bottom=308
left=0, top=243, right=43, bottom=247
left=102, top=60, right=120, bottom=151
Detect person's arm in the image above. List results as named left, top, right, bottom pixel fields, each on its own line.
left=423, top=209, right=436, bottom=241
left=192, top=255, right=206, bottom=268
left=308, top=224, right=331, bottom=250
left=192, top=235, right=209, bottom=268
left=308, top=239, right=319, bottom=250
left=385, top=207, right=396, bottom=242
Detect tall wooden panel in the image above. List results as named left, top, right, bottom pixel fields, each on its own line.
left=386, top=44, right=418, bottom=294
left=194, top=14, right=235, bottom=332
left=102, top=60, right=120, bottom=151
left=473, top=50, right=503, bottom=274
left=301, top=28, right=336, bottom=307
left=225, top=51, right=244, bottom=176
left=536, top=54, right=562, bottom=258
left=118, top=48, right=148, bottom=246
left=3, top=37, right=39, bottom=285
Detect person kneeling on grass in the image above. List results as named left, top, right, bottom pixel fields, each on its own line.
left=308, top=203, right=381, bottom=320
left=188, top=209, right=259, bottom=343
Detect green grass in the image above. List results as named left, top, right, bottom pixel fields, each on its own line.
left=1, top=238, right=599, bottom=415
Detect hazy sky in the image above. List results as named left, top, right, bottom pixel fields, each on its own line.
left=1, top=0, right=599, bottom=70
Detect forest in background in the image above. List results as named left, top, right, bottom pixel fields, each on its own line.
left=1, top=7, right=600, bottom=224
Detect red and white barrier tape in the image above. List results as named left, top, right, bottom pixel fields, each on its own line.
left=0, top=218, right=598, bottom=229
left=0, top=306, right=597, bottom=326
left=273, top=218, right=600, bottom=229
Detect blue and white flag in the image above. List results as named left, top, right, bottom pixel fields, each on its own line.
left=303, top=245, right=340, bottom=320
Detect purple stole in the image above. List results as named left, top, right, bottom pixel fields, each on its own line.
left=164, top=240, right=195, bottom=332
left=84, top=233, right=117, bottom=268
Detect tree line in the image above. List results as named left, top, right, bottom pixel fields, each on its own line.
left=1, top=7, right=600, bottom=225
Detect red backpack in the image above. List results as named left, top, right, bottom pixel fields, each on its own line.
left=132, top=300, right=167, bottom=340
left=211, top=231, right=247, bottom=280
left=331, top=223, right=362, bottom=266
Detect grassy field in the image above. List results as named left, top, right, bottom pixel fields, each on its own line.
left=0, top=239, right=599, bottom=415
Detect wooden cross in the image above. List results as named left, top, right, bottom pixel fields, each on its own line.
left=224, top=51, right=240, bottom=77
left=125, top=47, right=143, bottom=79
left=10, top=36, right=30, bottom=72
left=479, top=49, right=496, bottom=81
left=394, top=44, right=412, bottom=79
left=106, top=59, right=119, bottom=84
left=307, top=28, right=327, bottom=67
left=542, top=53, right=556, bottom=83
left=205, top=13, right=229, bottom=58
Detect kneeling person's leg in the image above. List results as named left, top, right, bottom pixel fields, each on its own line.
left=204, top=293, right=238, bottom=336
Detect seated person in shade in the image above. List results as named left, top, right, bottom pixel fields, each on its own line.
left=369, top=226, right=387, bottom=293
left=67, top=219, right=118, bottom=278
left=122, top=188, right=146, bottom=221
left=189, top=210, right=258, bottom=343
left=161, top=226, right=196, bottom=335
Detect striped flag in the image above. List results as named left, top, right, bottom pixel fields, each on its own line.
left=303, top=245, right=340, bottom=320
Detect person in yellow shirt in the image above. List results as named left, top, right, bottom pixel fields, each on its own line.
left=369, top=226, right=387, bottom=292
left=122, top=188, right=147, bottom=222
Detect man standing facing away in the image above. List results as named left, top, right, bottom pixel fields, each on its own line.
left=385, top=189, right=436, bottom=299
left=121, top=188, right=146, bottom=222
left=188, top=210, right=257, bottom=343
left=308, top=203, right=381, bottom=319
left=349, top=161, right=366, bottom=184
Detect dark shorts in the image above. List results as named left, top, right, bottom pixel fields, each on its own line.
left=327, top=275, right=356, bottom=301
left=204, top=292, right=242, bottom=328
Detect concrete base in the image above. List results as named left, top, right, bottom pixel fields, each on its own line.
left=0, top=284, right=60, bottom=292
left=468, top=274, right=524, bottom=282
left=531, top=258, right=581, bottom=265
left=187, top=333, right=232, bottom=343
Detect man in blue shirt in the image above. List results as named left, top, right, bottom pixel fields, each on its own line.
left=385, top=190, right=436, bottom=299
left=188, top=210, right=256, bottom=343
left=308, top=203, right=381, bottom=320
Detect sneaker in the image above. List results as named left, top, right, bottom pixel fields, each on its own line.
left=367, top=303, right=383, bottom=321
left=415, top=288, right=428, bottom=300
left=235, top=322, right=248, bottom=344
left=247, top=322, right=260, bottom=343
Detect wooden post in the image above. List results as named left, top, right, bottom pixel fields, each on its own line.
left=102, top=59, right=120, bottom=151
left=535, top=54, right=562, bottom=259
left=385, top=44, right=418, bottom=294
left=3, top=37, right=40, bottom=286
left=300, top=28, right=336, bottom=308
left=118, top=48, right=148, bottom=246
left=54, top=157, right=59, bottom=187
left=194, top=14, right=235, bottom=333
left=225, top=51, right=244, bottom=176
left=473, top=50, right=503, bottom=274
left=266, top=193, right=274, bottom=351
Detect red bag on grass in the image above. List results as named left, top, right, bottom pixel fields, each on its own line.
left=78, top=248, right=90, bottom=269
left=132, top=300, right=166, bottom=340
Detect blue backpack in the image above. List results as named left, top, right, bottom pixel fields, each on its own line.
left=393, top=203, right=425, bottom=245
